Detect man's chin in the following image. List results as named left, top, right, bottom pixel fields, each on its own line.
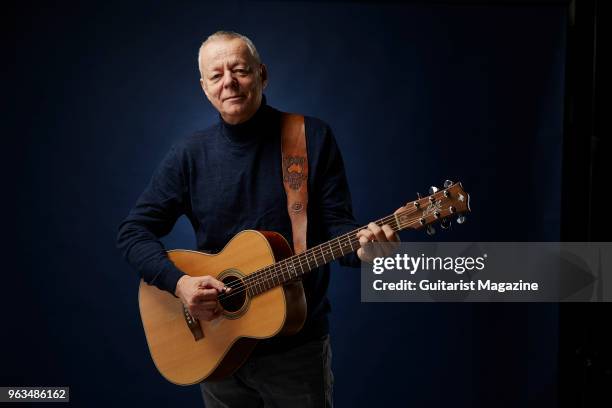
left=222, top=102, right=246, bottom=114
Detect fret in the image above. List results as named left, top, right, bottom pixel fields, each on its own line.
left=261, top=269, right=267, bottom=291
left=252, top=273, right=258, bottom=295
left=254, top=271, right=260, bottom=294
left=268, top=267, right=276, bottom=288
left=261, top=270, right=268, bottom=292
left=261, top=268, right=270, bottom=292
left=261, top=270, right=267, bottom=292
left=339, top=237, right=345, bottom=257
left=306, top=250, right=313, bottom=271
left=288, top=260, right=296, bottom=279
left=279, top=264, right=286, bottom=281
left=251, top=280, right=258, bottom=296
left=251, top=274, right=258, bottom=296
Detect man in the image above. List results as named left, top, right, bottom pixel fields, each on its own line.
left=117, top=31, right=399, bottom=407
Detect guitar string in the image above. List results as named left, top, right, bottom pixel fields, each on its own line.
left=214, top=210, right=405, bottom=296
left=214, top=214, right=423, bottom=303
left=213, top=200, right=460, bottom=301
left=219, top=195, right=459, bottom=296
left=234, top=212, right=396, bottom=283
left=213, top=212, right=440, bottom=303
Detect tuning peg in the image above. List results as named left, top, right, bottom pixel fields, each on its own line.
left=444, top=180, right=453, bottom=188
left=416, top=192, right=422, bottom=199
left=456, top=215, right=466, bottom=224
left=426, top=225, right=436, bottom=236
left=429, top=186, right=439, bottom=195
left=440, top=218, right=451, bottom=229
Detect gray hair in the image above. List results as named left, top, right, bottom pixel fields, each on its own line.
left=197, top=31, right=261, bottom=78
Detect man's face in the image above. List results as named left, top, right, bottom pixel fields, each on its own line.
left=199, top=37, right=267, bottom=124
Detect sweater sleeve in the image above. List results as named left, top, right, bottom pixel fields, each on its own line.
left=116, top=144, right=188, bottom=295
left=317, top=125, right=361, bottom=268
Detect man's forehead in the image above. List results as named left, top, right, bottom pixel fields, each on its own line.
left=201, top=38, right=253, bottom=68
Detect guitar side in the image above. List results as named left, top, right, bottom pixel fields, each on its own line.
left=138, top=230, right=306, bottom=385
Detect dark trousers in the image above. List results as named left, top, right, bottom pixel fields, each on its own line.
left=200, top=334, right=333, bottom=408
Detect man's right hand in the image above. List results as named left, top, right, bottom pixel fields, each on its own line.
left=174, top=275, right=229, bottom=322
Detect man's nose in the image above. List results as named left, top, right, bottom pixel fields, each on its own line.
left=222, top=70, right=238, bottom=89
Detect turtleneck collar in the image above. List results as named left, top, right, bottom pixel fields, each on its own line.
left=219, top=94, right=270, bottom=145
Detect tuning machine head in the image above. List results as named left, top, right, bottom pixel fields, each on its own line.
left=443, top=180, right=453, bottom=188
left=426, top=224, right=436, bottom=236
left=429, top=186, right=439, bottom=195
left=456, top=214, right=466, bottom=224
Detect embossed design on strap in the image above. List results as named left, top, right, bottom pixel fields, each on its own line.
left=280, top=113, right=308, bottom=255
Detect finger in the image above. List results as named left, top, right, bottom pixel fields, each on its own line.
left=193, top=311, right=209, bottom=321
left=379, top=226, right=400, bottom=257
left=193, top=288, right=219, bottom=303
left=358, top=235, right=375, bottom=262
left=356, top=229, right=375, bottom=242
left=196, top=287, right=219, bottom=297
left=198, top=276, right=227, bottom=292
left=356, top=247, right=372, bottom=263
left=368, top=222, right=387, bottom=242
left=358, top=235, right=372, bottom=247
left=381, top=225, right=398, bottom=242
left=190, top=301, right=219, bottom=316
left=194, top=300, right=218, bottom=308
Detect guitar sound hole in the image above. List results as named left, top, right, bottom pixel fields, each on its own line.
left=219, top=275, right=247, bottom=313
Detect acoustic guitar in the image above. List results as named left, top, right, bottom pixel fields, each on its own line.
left=138, top=181, right=470, bottom=385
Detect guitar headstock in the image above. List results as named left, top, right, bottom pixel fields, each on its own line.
left=395, top=180, right=471, bottom=235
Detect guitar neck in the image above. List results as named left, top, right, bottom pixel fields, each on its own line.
left=247, top=211, right=410, bottom=297
left=245, top=181, right=470, bottom=297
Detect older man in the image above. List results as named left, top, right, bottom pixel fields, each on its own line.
left=117, top=31, right=398, bottom=407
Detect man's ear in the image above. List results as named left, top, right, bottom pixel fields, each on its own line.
left=260, top=64, right=268, bottom=89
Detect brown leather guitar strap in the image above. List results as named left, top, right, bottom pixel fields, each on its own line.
left=280, top=113, right=308, bottom=255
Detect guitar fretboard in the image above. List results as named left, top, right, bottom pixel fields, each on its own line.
left=244, top=208, right=418, bottom=297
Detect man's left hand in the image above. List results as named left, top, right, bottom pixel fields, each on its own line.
left=356, top=208, right=402, bottom=263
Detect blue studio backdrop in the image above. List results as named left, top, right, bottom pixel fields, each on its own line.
left=7, top=1, right=565, bottom=407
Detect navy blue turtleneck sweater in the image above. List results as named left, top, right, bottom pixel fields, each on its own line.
left=116, top=96, right=360, bottom=351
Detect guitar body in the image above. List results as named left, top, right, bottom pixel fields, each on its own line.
left=138, top=230, right=307, bottom=385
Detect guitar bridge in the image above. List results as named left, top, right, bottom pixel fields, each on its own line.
left=183, top=304, right=205, bottom=341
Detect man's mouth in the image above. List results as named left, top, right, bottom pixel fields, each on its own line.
left=224, top=95, right=245, bottom=102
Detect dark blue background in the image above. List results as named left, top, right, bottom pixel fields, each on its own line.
left=7, top=1, right=566, bottom=406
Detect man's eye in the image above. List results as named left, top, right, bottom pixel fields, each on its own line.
left=210, top=75, right=221, bottom=80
